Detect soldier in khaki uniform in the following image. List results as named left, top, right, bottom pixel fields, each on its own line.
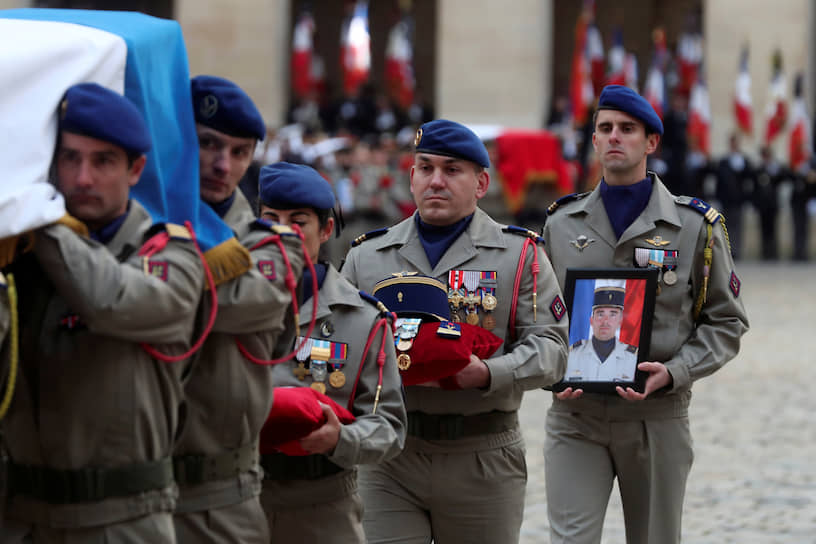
left=0, top=83, right=204, bottom=543
left=341, top=119, right=569, bottom=543
left=172, top=76, right=304, bottom=543
left=256, top=162, right=406, bottom=544
left=543, top=85, right=749, bottom=544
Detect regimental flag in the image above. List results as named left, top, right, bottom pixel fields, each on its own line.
left=291, top=9, right=315, bottom=99
left=644, top=28, right=668, bottom=119
left=606, top=28, right=626, bottom=86
left=789, top=73, right=811, bottom=173
left=384, top=13, right=415, bottom=110
left=341, top=0, right=370, bottom=96
left=569, top=0, right=595, bottom=125
left=734, top=45, right=753, bottom=135
left=764, top=49, right=788, bottom=145
left=568, top=278, right=646, bottom=348
left=676, top=30, right=703, bottom=96
left=0, top=10, right=239, bottom=262
left=688, top=66, right=711, bottom=156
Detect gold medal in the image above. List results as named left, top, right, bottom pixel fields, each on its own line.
left=482, top=313, right=496, bottom=330
left=466, top=311, right=480, bottom=326
left=329, top=369, right=346, bottom=388
left=310, top=382, right=326, bottom=394
left=396, top=339, right=413, bottom=352
left=663, top=269, right=677, bottom=285
left=481, top=294, right=497, bottom=311
left=293, top=362, right=310, bottom=380
left=397, top=353, right=412, bottom=370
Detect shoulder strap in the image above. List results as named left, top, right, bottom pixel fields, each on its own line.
left=350, top=227, right=389, bottom=248
left=502, top=225, right=545, bottom=245
left=547, top=192, right=591, bottom=216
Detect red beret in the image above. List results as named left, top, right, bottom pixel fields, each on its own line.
left=399, top=321, right=503, bottom=386
left=260, top=387, right=356, bottom=456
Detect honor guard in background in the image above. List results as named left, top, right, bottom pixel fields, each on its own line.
left=0, top=83, right=204, bottom=543
left=256, top=162, right=406, bottom=543
left=341, top=119, right=569, bottom=543
left=566, top=285, right=638, bottom=382
left=754, top=146, right=788, bottom=260
left=543, top=85, right=749, bottom=544
left=715, top=133, right=754, bottom=260
left=172, top=76, right=304, bottom=543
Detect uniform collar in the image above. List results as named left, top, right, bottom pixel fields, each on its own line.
left=367, top=207, right=506, bottom=276
left=106, top=199, right=153, bottom=258
left=299, top=264, right=364, bottom=323
left=565, top=173, right=683, bottom=246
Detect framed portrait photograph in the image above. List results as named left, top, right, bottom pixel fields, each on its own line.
left=551, top=268, right=658, bottom=394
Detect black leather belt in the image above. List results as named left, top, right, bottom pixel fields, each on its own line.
left=7, top=457, right=173, bottom=504
left=407, top=410, right=519, bottom=440
left=260, top=452, right=343, bottom=481
left=173, top=440, right=259, bottom=486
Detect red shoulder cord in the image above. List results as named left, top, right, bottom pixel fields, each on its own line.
left=347, top=310, right=396, bottom=414
left=140, top=221, right=218, bottom=362
left=235, top=226, right=319, bottom=365
left=508, top=237, right=540, bottom=343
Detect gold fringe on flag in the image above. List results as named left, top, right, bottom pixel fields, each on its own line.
left=202, top=236, right=251, bottom=289
left=0, top=233, right=36, bottom=269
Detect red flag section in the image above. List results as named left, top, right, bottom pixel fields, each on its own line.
left=619, top=279, right=645, bottom=347
left=688, top=74, right=711, bottom=156
left=291, top=11, right=314, bottom=99
left=764, top=50, right=787, bottom=145
left=340, top=0, right=370, bottom=96
left=789, top=73, right=811, bottom=172
left=384, top=16, right=414, bottom=110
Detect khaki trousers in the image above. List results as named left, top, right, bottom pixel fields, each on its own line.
left=260, top=469, right=364, bottom=544
left=173, top=496, right=268, bottom=544
left=0, top=512, right=175, bottom=544
left=359, top=430, right=527, bottom=544
left=544, top=410, right=694, bottom=544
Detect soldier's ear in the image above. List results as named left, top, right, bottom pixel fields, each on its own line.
left=475, top=168, right=489, bottom=199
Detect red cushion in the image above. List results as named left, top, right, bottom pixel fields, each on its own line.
left=260, top=387, right=356, bottom=456
left=399, top=322, right=503, bottom=386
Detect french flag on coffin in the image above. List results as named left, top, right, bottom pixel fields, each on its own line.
left=568, top=278, right=647, bottom=348
left=0, top=9, right=240, bottom=275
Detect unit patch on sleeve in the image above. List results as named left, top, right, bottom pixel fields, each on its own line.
left=729, top=270, right=741, bottom=298
left=550, top=295, right=566, bottom=321
left=258, top=260, right=277, bottom=281
left=147, top=260, right=169, bottom=281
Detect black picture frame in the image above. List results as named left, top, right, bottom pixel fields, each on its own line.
left=551, top=268, right=658, bottom=394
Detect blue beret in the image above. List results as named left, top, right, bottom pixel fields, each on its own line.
left=60, top=83, right=151, bottom=154
left=372, top=274, right=450, bottom=321
left=191, top=75, right=265, bottom=141
left=258, top=162, right=335, bottom=211
left=414, top=119, right=490, bottom=168
left=597, top=85, right=664, bottom=136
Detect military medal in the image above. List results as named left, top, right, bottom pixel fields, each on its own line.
left=310, top=382, right=327, bottom=394
left=466, top=310, right=480, bottom=326
left=393, top=318, right=421, bottom=372
left=329, top=367, right=346, bottom=388
left=397, top=353, right=412, bottom=370
left=482, top=313, right=496, bottom=330
left=462, top=271, right=482, bottom=327
left=481, top=293, right=497, bottom=311
left=294, top=337, right=313, bottom=380
left=663, top=250, right=679, bottom=286
left=308, top=340, right=332, bottom=392
left=478, top=272, right=498, bottom=329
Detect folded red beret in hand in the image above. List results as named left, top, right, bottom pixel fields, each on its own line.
left=260, top=387, right=356, bottom=457
left=399, top=321, right=503, bottom=386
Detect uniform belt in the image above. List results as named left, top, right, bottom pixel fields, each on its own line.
left=7, top=457, right=173, bottom=505
left=173, top=440, right=259, bottom=487
left=407, top=410, right=519, bottom=440
left=260, top=452, right=343, bottom=481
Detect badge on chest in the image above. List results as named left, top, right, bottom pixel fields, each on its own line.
left=294, top=336, right=348, bottom=393
left=447, top=270, right=498, bottom=330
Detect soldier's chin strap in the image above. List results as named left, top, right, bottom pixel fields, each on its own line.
left=0, top=274, right=19, bottom=421
left=235, top=225, right=320, bottom=365
left=141, top=221, right=218, bottom=363
left=348, top=305, right=396, bottom=414
left=508, top=238, right=540, bottom=343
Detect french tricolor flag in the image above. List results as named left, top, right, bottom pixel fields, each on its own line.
left=568, top=278, right=647, bottom=348
left=341, top=0, right=370, bottom=96
left=0, top=9, right=234, bottom=256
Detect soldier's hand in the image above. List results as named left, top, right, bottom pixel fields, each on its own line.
left=299, top=403, right=342, bottom=455
left=447, top=354, right=491, bottom=390
left=615, top=361, right=671, bottom=401
left=555, top=387, right=584, bottom=400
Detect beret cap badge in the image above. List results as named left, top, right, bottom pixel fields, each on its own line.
left=414, top=127, right=422, bottom=147
left=199, top=94, right=218, bottom=119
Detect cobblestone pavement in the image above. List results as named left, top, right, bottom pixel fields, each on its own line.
left=518, top=262, right=816, bottom=543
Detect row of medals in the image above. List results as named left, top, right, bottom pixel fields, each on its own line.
left=294, top=360, right=345, bottom=395
left=447, top=289, right=498, bottom=330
